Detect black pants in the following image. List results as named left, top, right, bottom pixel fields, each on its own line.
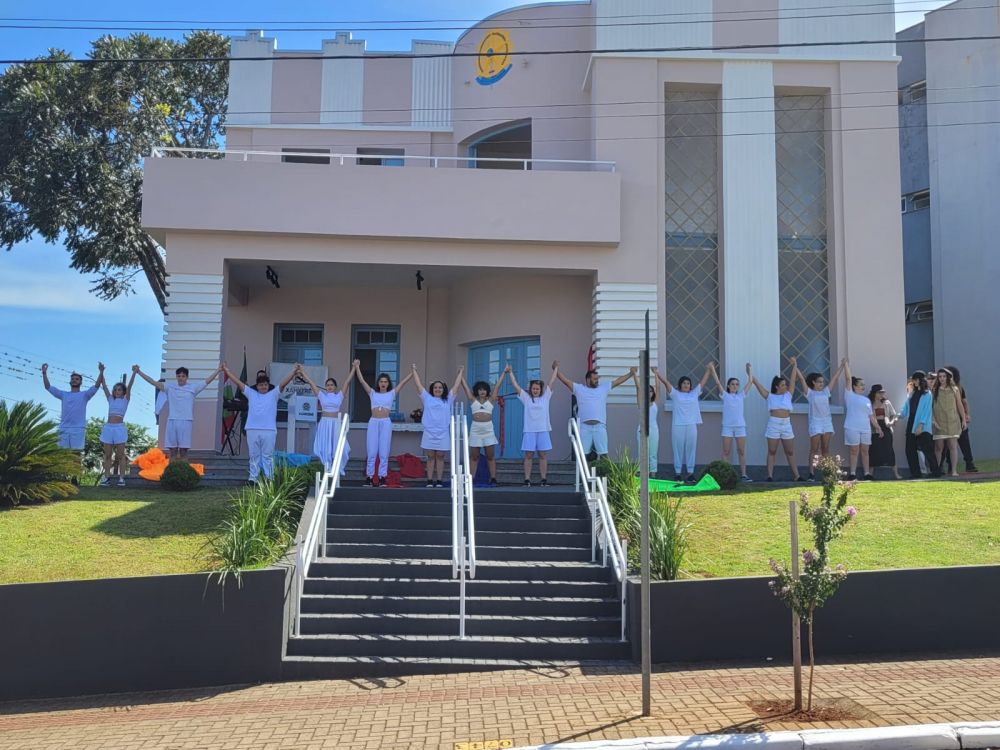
left=905, top=432, right=939, bottom=478
left=943, top=428, right=975, bottom=472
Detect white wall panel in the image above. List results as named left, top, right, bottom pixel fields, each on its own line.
left=593, top=282, right=658, bottom=405
left=779, top=0, right=895, bottom=58
left=596, top=0, right=712, bottom=53
left=228, top=32, right=274, bottom=126
left=320, top=32, right=365, bottom=126
left=411, top=41, right=453, bottom=128
left=162, top=273, right=224, bottom=400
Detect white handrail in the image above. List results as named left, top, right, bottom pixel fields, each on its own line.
left=450, top=403, right=477, bottom=638
left=293, top=413, right=350, bottom=636
left=149, top=146, right=617, bottom=172
left=568, top=418, right=628, bottom=642
left=462, top=415, right=477, bottom=579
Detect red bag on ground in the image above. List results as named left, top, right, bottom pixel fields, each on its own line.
left=394, top=453, right=425, bottom=478
left=383, top=470, right=403, bottom=488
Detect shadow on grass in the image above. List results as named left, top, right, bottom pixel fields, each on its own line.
left=90, top=487, right=231, bottom=540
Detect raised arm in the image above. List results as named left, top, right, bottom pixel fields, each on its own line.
left=748, top=364, right=769, bottom=399
left=395, top=368, right=414, bottom=391
left=843, top=358, right=853, bottom=393
left=828, top=358, right=846, bottom=391
left=611, top=367, right=636, bottom=389
left=221, top=363, right=247, bottom=393
left=204, top=365, right=222, bottom=386
left=277, top=364, right=299, bottom=391
left=708, top=363, right=723, bottom=394
left=451, top=366, right=465, bottom=398
left=410, top=364, right=424, bottom=395
left=743, top=363, right=756, bottom=395
left=133, top=365, right=166, bottom=391
left=459, top=375, right=474, bottom=401
left=505, top=363, right=523, bottom=395
left=793, top=363, right=808, bottom=393
left=41, top=363, right=52, bottom=391
left=97, top=362, right=110, bottom=398
left=652, top=366, right=673, bottom=394
left=491, top=370, right=507, bottom=402
left=553, top=360, right=575, bottom=391
left=699, top=362, right=713, bottom=391
left=339, top=364, right=355, bottom=394
left=353, top=360, right=372, bottom=394
left=125, top=370, right=137, bottom=399
left=787, top=356, right=799, bottom=397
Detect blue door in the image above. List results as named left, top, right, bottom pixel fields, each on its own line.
left=467, top=338, right=541, bottom=457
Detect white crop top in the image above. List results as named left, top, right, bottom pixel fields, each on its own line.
left=471, top=399, right=494, bottom=416
left=318, top=390, right=344, bottom=413
left=369, top=388, right=395, bottom=411
left=767, top=392, right=793, bottom=412
left=107, top=397, right=129, bottom=418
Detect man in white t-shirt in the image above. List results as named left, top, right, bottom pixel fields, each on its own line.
left=42, top=362, right=101, bottom=450
left=135, top=363, right=222, bottom=459
left=223, top=363, right=298, bottom=482
left=555, top=360, right=635, bottom=459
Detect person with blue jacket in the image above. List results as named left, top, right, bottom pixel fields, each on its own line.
left=900, top=371, right=940, bottom=479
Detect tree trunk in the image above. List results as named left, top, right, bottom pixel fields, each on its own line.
left=807, top=609, right=816, bottom=712
left=138, top=234, right=167, bottom=312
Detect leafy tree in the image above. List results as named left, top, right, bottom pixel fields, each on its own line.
left=82, top=416, right=156, bottom=473
left=0, top=400, right=79, bottom=506
left=0, top=32, right=229, bottom=309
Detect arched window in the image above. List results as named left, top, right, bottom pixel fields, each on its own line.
left=467, top=120, right=532, bottom=169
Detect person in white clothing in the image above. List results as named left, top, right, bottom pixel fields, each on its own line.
left=354, top=361, right=414, bottom=487
left=135, top=363, right=222, bottom=459
left=749, top=357, right=805, bottom=482
left=42, top=362, right=100, bottom=451
left=654, top=363, right=713, bottom=482
left=222, top=363, right=298, bottom=483
left=710, top=362, right=754, bottom=482
left=506, top=363, right=560, bottom=486
left=298, top=366, right=354, bottom=477
left=842, top=359, right=883, bottom=481
left=459, top=370, right=508, bottom=487
left=631, top=370, right=661, bottom=477
left=98, top=365, right=137, bottom=487
left=554, top=361, right=634, bottom=460
left=410, top=364, right=464, bottom=488
left=794, top=359, right=846, bottom=474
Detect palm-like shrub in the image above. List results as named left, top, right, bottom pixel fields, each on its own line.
left=649, top=495, right=691, bottom=580
left=0, top=401, right=79, bottom=507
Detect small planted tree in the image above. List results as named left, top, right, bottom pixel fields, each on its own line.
left=768, top=455, right=858, bottom=711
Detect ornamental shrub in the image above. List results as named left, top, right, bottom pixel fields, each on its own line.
left=0, top=400, right=78, bottom=506
left=699, top=459, right=739, bottom=490
left=161, top=460, right=200, bottom=491
left=649, top=495, right=690, bottom=581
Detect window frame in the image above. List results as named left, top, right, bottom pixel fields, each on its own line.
left=281, top=148, right=332, bottom=165
left=272, top=323, right=325, bottom=421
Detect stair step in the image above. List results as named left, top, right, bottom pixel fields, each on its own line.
left=331, top=488, right=584, bottom=505
left=286, top=633, right=631, bottom=661
left=323, top=543, right=590, bottom=562
left=309, top=558, right=614, bottom=582
left=300, top=594, right=619, bottom=617
left=325, top=528, right=591, bottom=547
left=302, top=577, right=617, bottom=598
left=328, top=514, right=452, bottom=531
left=298, top=613, right=621, bottom=637
left=281, top=655, right=629, bottom=680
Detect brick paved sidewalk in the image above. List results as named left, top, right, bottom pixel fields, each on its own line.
left=2, top=655, right=999, bottom=750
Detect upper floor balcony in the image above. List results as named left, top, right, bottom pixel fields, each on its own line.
left=141, top=148, right=621, bottom=246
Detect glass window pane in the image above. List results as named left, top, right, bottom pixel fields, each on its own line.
left=294, top=330, right=308, bottom=342
left=309, top=329, right=322, bottom=343
left=281, top=329, right=294, bottom=343
left=356, top=331, right=370, bottom=345
left=304, top=350, right=323, bottom=365
left=384, top=331, right=398, bottom=344
left=370, top=331, right=384, bottom=344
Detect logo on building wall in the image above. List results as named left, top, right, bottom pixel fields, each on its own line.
left=475, top=30, right=513, bottom=86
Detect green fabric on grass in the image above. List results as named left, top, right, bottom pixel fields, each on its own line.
left=647, top=475, right=721, bottom=493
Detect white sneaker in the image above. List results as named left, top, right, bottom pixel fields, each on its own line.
left=98, top=477, right=111, bottom=486
left=741, top=475, right=753, bottom=483
left=117, top=478, right=126, bottom=487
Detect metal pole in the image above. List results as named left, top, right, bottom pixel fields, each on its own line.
left=640, top=310, right=651, bottom=717
left=790, top=500, right=802, bottom=711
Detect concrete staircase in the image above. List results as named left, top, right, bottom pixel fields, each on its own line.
left=283, top=486, right=628, bottom=677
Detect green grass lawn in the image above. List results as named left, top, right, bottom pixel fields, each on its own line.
left=0, top=486, right=231, bottom=584
left=680, top=478, right=1000, bottom=579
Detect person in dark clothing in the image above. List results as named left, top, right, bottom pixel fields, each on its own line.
left=900, top=371, right=940, bottom=479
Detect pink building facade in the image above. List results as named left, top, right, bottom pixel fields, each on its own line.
left=142, top=0, right=907, bottom=468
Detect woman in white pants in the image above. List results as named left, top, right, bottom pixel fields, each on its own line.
left=710, top=362, right=754, bottom=482
left=460, top=370, right=508, bottom=486
left=223, top=363, right=297, bottom=483
left=749, top=356, right=804, bottom=482
left=299, top=366, right=354, bottom=477
left=632, top=369, right=661, bottom=477
left=355, top=361, right=414, bottom=487
left=842, top=359, right=883, bottom=481
left=654, top=363, right=712, bottom=482
left=410, top=364, right=464, bottom=488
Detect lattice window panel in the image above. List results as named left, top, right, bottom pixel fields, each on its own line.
left=664, top=89, right=721, bottom=398
left=776, top=95, right=830, bottom=399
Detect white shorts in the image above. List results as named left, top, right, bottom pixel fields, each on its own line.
left=579, top=422, right=609, bottom=456
left=721, top=426, right=746, bottom=439
left=100, top=422, right=128, bottom=445
left=58, top=428, right=85, bottom=450
left=845, top=428, right=872, bottom=446
left=522, top=431, right=553, bottom=453
left=809, top=417, right=835, bottom=437
left=420, top=427, right=450, bottom=452
left=468, top=421, right=498, bottom=448
left=165, top=419, right=193, bottom=449
left=765, top=417, right=794, bottom=441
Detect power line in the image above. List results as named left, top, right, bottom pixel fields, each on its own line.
left=1, top=33, right=994, bottom=66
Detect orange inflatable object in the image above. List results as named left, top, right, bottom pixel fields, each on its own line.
left=132, top=448, right=205, bottom=481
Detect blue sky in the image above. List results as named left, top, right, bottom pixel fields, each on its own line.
left=0, top=0, right=949, bottom=429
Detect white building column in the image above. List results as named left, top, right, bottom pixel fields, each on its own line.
left=721, top=61, right=780, bottom=464
left=161, top=273, right=224, bottom=451
left=593, top=282, right=659, bottom=405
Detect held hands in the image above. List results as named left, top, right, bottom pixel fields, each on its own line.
left=352, top=359, right=360, bottom=369
left=131, top=364, right=140, bottom=374
left=98, top=362, right=105, bottom=372
left=551, top=360, right=559, bottom=371
left=504, top=363, right=513, bottom=374
left=745, top=362, right=753, bottom=375
left=41, top=363, right=48, bottom=374
left=788, top=355, right=798, bottom=368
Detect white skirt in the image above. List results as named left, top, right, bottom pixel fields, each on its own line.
left=468, top=420, right=498, bottom=448
left=313, top=416, right=350, bottom=475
